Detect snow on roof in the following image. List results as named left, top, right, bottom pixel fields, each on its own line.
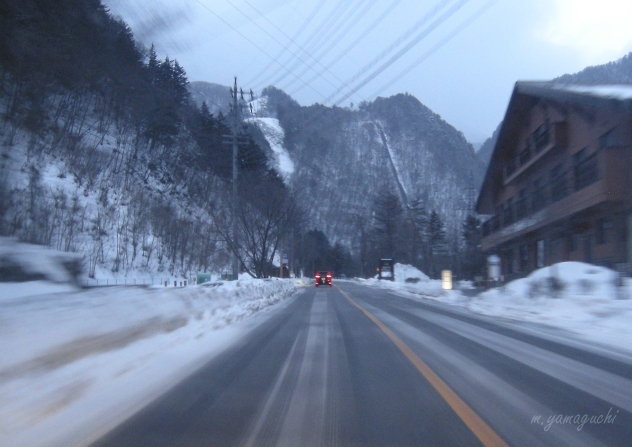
left=551, top=84, right=632, bottom=101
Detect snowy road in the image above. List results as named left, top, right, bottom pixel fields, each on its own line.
left=90, top=281, right=632, bottom=447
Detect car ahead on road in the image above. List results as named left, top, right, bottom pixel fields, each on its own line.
left=315, top=271, right=332, bottom=287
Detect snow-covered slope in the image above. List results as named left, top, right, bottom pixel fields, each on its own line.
left=249, top=117, right=295, bottom=181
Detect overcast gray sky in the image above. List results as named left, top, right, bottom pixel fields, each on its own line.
left=105, top=0, right=632, bottom=144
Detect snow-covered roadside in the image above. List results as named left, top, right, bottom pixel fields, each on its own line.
left=0, top=277, right=305, bottom=447
left=356, top=262, right=632, bottom=354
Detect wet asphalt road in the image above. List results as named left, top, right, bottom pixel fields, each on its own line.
left=90, top=281, right=632, bottom=447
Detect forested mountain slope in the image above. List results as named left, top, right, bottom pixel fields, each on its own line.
left=554, top=52, right=632, bottom=84
left=0, top=0, right=488, bottom=279
left=0, top=0, right=290, bottom=279
left=259, top=87, right=486, bottom=254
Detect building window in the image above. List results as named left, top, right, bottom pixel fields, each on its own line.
left=516, top=188, right=528, bottom=220
left=596, top=218, right=613, bottom=244
left=520, top=244, right=528, bottom=271
left=550, top=164, right=567, bottom=202
left=574, top=148, right=598, bottom=191
left=533, top=120, right=550, bottom=153
left=536, top=239, right=545, bottom=268
left=599, top=128, right=616, bottom=149
left=519, top=145, right=532, bottom=166
left=491, top=214, right=500, bottom=232
left=483, top=220, right=491, bottom=236
left=496, top=205, right=504, bottom=228
left=503, top=197, right=514, bottom=226
left=505, top=157, right=517, bottom=178
left=531, top=178, right=547, bottom=212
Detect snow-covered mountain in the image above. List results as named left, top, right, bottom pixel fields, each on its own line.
left=248, top=86, right=486, bottom=247
left=188, top=81, right=231, bottom=116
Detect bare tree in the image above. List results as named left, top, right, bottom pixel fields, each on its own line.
left=215, top=172, right=296, bottom=278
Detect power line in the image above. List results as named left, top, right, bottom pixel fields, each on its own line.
left=275, top=0, right=379, bottom=91
left=330, top=0, right=471, bottom=105
left=219, top=0, right=362, bottom=105
left=229, top=0, right=495, bottom=185
left=367, top=0, right=501, bottom=100
left=245, top=0, right=328, bottom=87
left=288, top=0, right=404, bottom=97
left=317, top=0, right=455, bottom=104
left=253, top=0, right=353, bottom=91
left=193, top=0, right=331, bottom=104
left=188, top=84, right=230, bottom=115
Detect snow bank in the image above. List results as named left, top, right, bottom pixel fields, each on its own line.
left=362, top=263, right=450, bottom=299
left=0, top=277, right=300, bottom=447
left=394, top=263, right=430, bottom=282
left=362, top=261, right=632, bottom=352
left=0, top=237, right=82, bottom=284
left=466, top=262, right=632, bottom=348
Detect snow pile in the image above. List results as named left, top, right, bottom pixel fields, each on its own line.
left=466, top=262, right=632, bottom=347
left=365, top=261, right=632, bottom=351
left=0, top=237, right=82, bottom=284
left=475, top=262, right=618, bottom=303
left=363, top=263, right=449, bottom=298
left=0, top=277, right=298, bottom=447
left=394, top=263, right=430, bottom=282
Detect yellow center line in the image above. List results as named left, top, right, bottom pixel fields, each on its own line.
left=334, top=284, right=509, bottom=447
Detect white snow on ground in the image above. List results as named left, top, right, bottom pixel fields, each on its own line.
left=249, top=117, right=295, bottom=179
left=357, top=262, right=632, bottom=353
left=1, top=266, right=304, bottom=447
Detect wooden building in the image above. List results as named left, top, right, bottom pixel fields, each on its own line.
left=476, top=82, right=632, bottom=279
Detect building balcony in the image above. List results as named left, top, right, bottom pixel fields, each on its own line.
left=482, top=145, right=631, bottom=251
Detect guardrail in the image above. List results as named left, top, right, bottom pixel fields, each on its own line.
left=82, top=278, right=194, bottom=287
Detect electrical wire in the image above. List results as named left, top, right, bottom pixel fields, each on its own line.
left=274, top=0, right=379, bottom=91
left=193, top=0, right=331, bottom=104
left=245, top=0, right=328, bottom=87
left=367, top=0, right=501, bottom=101
left=221, top=0, right=362, bottom=105
left=188, top=84, right=230, bottom=115
left=329, top=0, right=470, bottom=105
left=288, top=0, right=404, bottom=97
left=253, top=0, right=353, bottom=91
left=304, top=0, right=455, bottom=103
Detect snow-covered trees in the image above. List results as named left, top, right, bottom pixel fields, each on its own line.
left=0, top=0, right=298, bottom=278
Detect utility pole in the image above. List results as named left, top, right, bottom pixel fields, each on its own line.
left=224, top=77, right=256, bottom=280
left=231, top=77, right=239, bottom=280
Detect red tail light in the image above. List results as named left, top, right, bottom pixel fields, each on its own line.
left=315, top=274, right=321, bottom=278
left=326, top=274, right=331, bottom=278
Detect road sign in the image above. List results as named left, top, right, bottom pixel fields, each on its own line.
left=282, top=253, right=288, bottom=265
